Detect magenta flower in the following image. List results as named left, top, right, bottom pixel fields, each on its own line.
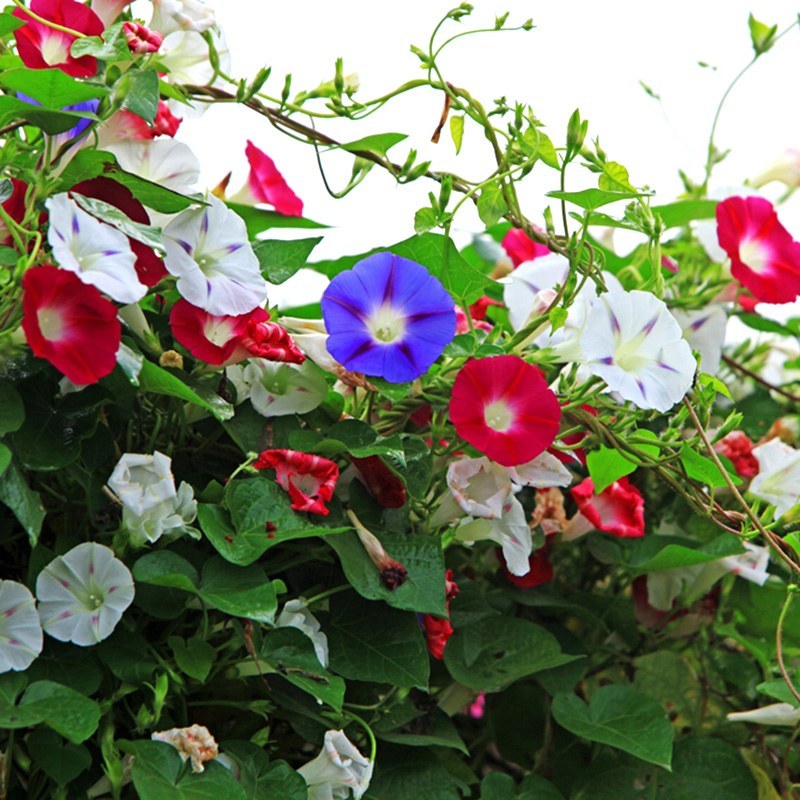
left=321, top=252, right=456, bottom=383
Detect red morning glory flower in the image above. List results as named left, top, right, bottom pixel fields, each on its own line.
left=716, top=195, right=800, bottom=304
left=13, top=0, right=104, bottom=78
left=501, top=227, right=550, bottom=267
left=254, top=449, right=339, bottom=515
left=449, top=355, right=561, bottom=467
left=568, top=476, right=645, bottom=539
left=22, top=265, right=120, bottom=385
left=230, top=140, right=304, bottom=217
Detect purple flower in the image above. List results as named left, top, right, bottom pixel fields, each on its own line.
left=321, top=252, right=456, bottom=383
left=18, top=95, right=99, bottom=145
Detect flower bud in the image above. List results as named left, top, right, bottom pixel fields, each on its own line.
left=123, top=22, right=163, bottom=55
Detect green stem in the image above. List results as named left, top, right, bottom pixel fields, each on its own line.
left=777, top=586, right=800, bottom=704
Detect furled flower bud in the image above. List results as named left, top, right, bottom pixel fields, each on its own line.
left=123, top=21, right=163, bottom=54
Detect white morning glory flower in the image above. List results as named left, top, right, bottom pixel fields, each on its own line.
left=36, top=542, right=135, bottom=646
left=0, top=580, right=43, bottom=673
left=298, top=730, right=374, bottom=800
left=107, top=451, right=197, bottom=545
left=671, top=306, right=728, bottom=375
left=150, top=0, right=216, bottom=34
left=46, top=193, right=145, bottom=304
left=157, top=29, right=230, bottom=87
left=749, top=438, right=800, bottom=520
left=163, top=195, right=266, bottom=316
left=227, top=358, right=327, bottom=417
left=105, top=139, right=201, bottom=195
left=503, top=253, right=569, bottom=331
left=728, top=703, right=800, bottom=727
left=578, top=285, right=696, bottom=412
left=276, top=599, right=329, bottom=667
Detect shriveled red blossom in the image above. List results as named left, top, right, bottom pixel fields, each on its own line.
left=568, top=476, right=645, bottom=539
left=255, top=449, right=339, bottom=516
left=347, top=509, right=407, bottom=590
left=422, top=569, right=460, bottom=659
left=715, top=431, right=759, bottom=479
left=122, top=21, right=163, bottom=54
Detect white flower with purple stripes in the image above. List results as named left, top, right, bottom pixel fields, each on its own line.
left=163, top=195, right=266, bottom=316
left=578, top=285, right=696, bottom=412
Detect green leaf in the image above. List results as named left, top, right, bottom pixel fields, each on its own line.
left=546, top=188, right=641, bottom=211
left=376, top=706, right=468, bottom=754
left=199, top=557, right=279, bottom=623
left=260, top=627, right=345, bottom=710
left=0, top=12, right=24, bottom=36
left=481, top=772, right=565, bottom=800
left=551, top=685, right=674, bottom=768
left=339, top=132, right=407, bottom=156
left=19, top=681, right=101, bottom=744
left=327, top=592, right=429, bottom=688
left=122, top=740, right=247, bottom=800
left=0, top=245, right=18, bottom=266
left=748, top=13, right=778, bottom=55
left=0, top=379, right=24, bottom=435
left=413, top=207, right=438, bottom=235
left=388, top=232, right=494, bottom=304
left=70, top=22, right=129, bottom=61
left=252, top=237, right=323, bottom=284
left=0, top=461, right=45, bottom=544
left=328, top=531, right=446, bottom=615
left=72, top=192, right=163, bottom=249
left=0, top=95, right=98, bottom=134
left=597, top=161, right=636, bottom=192
left=652, top=199, right=717, bottom=228
left=220, top=743, right=306, bottom=800
left=477, top=183, right=509, bottom=227
left=133, top=551, right=200, bottom=592
left=586, top=446, right=636, bottom=493
left=138, top=360, right=234, bottom=421
left=444, top=617, right=576, bottom=692
left=450, top=115, right=464, bottom=154
left=225, top=202, right=328, bottom=239
left=123, top=69, right=160, bottom=123
left=680, top=442, right=741, bottom=488
left=634, top=652, right=703, bottom=728
left=0, top=68, right=106, bottom=108
left=368, top=744, right=467, bottom=800
left=0, top=444, right=10, bottom=478
left=27, top=729, right=91, bottom=787
left=662, top=737, right=757, bottom=798
left=520, top=125, right=559, bottom=169
left=168, top=636, right=215, bottom=683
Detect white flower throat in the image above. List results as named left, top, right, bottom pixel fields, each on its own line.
left=366, top=304, right=406, bottom=344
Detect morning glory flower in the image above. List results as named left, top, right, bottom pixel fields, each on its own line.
left=578, top=285, right=696, bottom=412
left=163, top=195, right=266, bottom=316
left=46, top=193, right=145, bottom=304
left=150, top=0, right=216, bottom=35
left=749, top=438, right=800, bottom=520
left=503, top=253, right=569, bottom=331
left=321, top=252, right=456, bottom=383
left=105, top=139, right=200, bottom=195
left=298, top=730, right=374, bottom=800
left=36, top=542, right=135, bottom=646
left=0, top=580, right=43, bottom=673
left=671, top=306, right=727, bottom=375
left=276, top=599, right=329, bottom=666
left=227, top=359, right=328, bottom=417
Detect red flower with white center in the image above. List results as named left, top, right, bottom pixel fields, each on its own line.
left=715, top=431, right=759, bottom=479
left=449, top=355, right=561, bottom=467
left=13, top=0, right=104, bottom=78
left=72, top=177, right=166, bottom=287
left=716, top=195, right=800, bottom=304
left=351, top=455, right=407, bottom=508
left=122, top=21, right=163, bottom=54
left=0, top=179, right=28, bottom=247
left=497, top=544, right=554, bottom=588
left=22, top=265, right=120, bottom=384
left=568, top=476, right=645, bottom=539
left=230, top=141, right=303, bottom=217
left=254, top=449, right=339, bottom=515
left=501, top=227, right=550, bottom=267
left=422, top=569, right=459, bottom=659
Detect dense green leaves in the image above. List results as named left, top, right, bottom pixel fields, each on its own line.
left=551, top=686, right=674, bottom=768
left=0, top=68, right=105, bottom=108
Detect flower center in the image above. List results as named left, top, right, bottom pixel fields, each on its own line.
left=614, top=336, right=651, bottom=373
left=87, top=592, right=104, bottom=610
left=739, top=238, right=770, bottom=275
left=366, top=304, right=406, bottom=344
left=204, top=318, right=235, bottom=346
left=39, top=32, right=72, bottom=67
left=484, top=399, right=514, bottom=432
left=37, top=307, right=64, bottom=341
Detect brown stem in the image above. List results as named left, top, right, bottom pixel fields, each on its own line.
left=722, top=354, right=800, bottom=404
left=776, top=588, right=800, bottom=704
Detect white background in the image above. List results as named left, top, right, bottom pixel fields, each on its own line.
left=157, top=1, right=800, bottom=297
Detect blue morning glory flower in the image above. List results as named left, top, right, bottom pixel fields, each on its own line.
left=321, top=252, right=456, bottom=383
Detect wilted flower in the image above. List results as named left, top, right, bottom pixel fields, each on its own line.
left=578, top=285, right=696, bottom=412
left=151, top=724, right=219, bottom=772
left=255, top=449, right=339, bottom=516
left=13, top=0, right=104, bottom=77
left=346, top=510, right=408, bottom=589
left=277, top=599, right=329, bottom=667
left=449, top=355, right=561, bottom=467
left=163, top=195, right=266, bottom=316
left=321, top=252, right=456, bottom=383
left=0, top=580, right=43, bottom=673
left=22, top=265, right=121, bottom=385
left=749, top=438, right=800, bottom=520
left=46, top=193, right=145, bottom=304
left=36, top=543, right=135, bottom=646
left=107, top=451, right=197, bottom=544
left=716, top=195, right=800, bottom=304
left=567, top=477, right=645, bottom=539
left=298, top=730, right=374, bottom=800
